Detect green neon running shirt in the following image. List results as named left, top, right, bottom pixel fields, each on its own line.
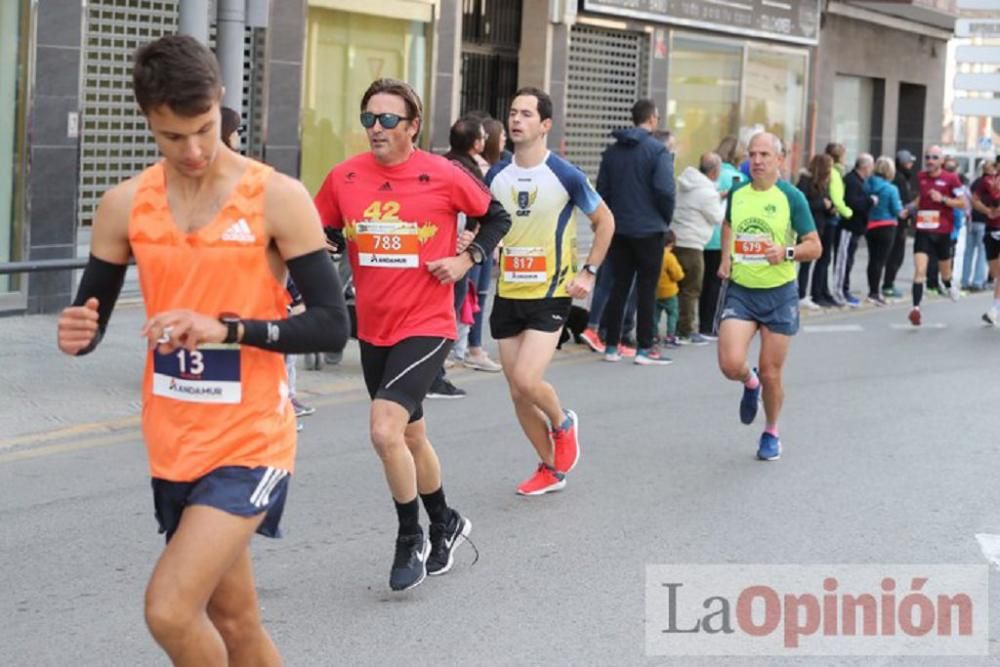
left=725, top=179, right=816, bottom=289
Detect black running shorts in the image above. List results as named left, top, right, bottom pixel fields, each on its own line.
left=985, top=228, right=1000, bottom=261
left=359, top=336, right=453, bottom=422
left=914, top=231, right=953, bottom=261
left=489, top=295, right=572, bottom=340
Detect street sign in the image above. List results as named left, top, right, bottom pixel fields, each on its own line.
left=956, top=45, right=1000, bottom=64
left=954, top=72, right=1000, bottom=91
left=953, top=97, right=1000, bottom=117
left=956, top=18, right=1000, bottom=38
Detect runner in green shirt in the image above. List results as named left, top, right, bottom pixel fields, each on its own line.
left=716, top=132, right=822, bottom=461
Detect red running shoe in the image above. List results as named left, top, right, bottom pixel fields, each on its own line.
left=552, top=409, right=580, bottom=473
left=580, top=328, right=604, bottom=353
left=516, top=463, right=566, bottom=496
left=908, top=307, right=921, bottom=327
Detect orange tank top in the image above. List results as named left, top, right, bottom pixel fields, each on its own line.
left=129, top=160, right=295, bottom=481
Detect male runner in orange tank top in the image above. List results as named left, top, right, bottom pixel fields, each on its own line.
left=56, top=35, right=349, bottom=666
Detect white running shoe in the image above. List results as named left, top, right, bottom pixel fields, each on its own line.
left=799, top=296, right=821, bottom=311
left=948, top=285, right=961, bottom=302
left=983, top=307, right=998, bottom=326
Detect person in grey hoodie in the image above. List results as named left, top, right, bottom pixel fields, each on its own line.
left=595, top=99, right=676, bottom=364
left=671, top=152, right=725, bottom=344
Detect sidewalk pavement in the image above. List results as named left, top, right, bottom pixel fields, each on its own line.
left=0, top=300, right=369, bottom=445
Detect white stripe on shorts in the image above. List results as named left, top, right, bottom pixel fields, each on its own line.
left=257, top=469, right=287, bottom=507
left=384, top=339, right=448, bottom=390
left=249, top=467, right=277, bottom=507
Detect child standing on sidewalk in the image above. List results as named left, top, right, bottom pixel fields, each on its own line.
left=656, top=230, right=684, bottom=349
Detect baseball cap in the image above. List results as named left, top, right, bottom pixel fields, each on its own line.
left=896, top=149, right=915, bottom=164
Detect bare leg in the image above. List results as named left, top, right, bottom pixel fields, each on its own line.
left=758, top=327, right=792, bottom=427
left=403, top=417, right=442, bottom=495
left=498, top=330, right=564, bottom=465
left=145, top=506, right=271, bottom=666
left=207, top=547, right=282, bottom=666
left=369, top=399, right=417, bottom=502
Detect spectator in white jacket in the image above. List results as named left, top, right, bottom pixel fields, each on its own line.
left=671, top=152, right=725, bottom=345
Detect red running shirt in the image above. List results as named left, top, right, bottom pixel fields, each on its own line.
left=314, top=151, right=491, bottom=346
left=916, top=170, right=962, bottom=236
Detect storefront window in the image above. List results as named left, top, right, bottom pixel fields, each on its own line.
left=833, top=74, right=875, bottom=165
left=667, top=33, right=808, bottom=177
left=300, top=8, right=429, bottom=195
left=667, top=36, right=742, bottom=173
left=741, top=48, right=808, bottom=175
left=0, top=0, right=22, bottom=294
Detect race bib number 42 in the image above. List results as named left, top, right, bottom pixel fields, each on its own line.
left=356, top=221, right=420, bottom=268
left=916, top=210, right=941, bottom=231
left=503, top=247, right=548, bottom=283
left=153, top=344, right=241, bottom=404
left=733, top=233, right=771, bottom=264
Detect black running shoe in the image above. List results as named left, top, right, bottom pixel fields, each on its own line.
left=427, top=510, right=472, bottom=576
left=426, top=377, right=467, bottom=399
left=390, top=531, right=430, bottom=591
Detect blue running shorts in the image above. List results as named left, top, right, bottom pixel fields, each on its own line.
left=151, top=465, right=290, bottom=541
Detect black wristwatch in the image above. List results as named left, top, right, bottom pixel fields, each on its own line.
left=219, top=312, right=241, bottom=344
left=465, top=242, right=485, bottom=265
left=785, top=246, right=796, bottom=262
left=582, top=263, right=599, bottom=276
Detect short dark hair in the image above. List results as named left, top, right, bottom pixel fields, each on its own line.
left=360, top=78, right=423, bottom=142
left=133, top=34, right=222, bottom=115
left=513, top=86, right=553, bottom=122
left=631, top=99, right=657, bottom=126
left=449, top=117, right=483, bottom=156
left=360, top=78, right=423, bottom=122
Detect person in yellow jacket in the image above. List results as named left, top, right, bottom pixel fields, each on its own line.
left=656, top=229, right=685, bottom=351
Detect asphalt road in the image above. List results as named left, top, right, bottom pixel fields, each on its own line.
left=2, top=290, right=999, bottom=665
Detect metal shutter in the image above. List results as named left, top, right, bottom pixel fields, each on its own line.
left=78, top=1, right=267, bottom=224
left=565, top=25, right=649, bottom=180
left=78, top=1, right=179, bottom=225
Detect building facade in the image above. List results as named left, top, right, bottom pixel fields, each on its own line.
left=1, top=0, right=957, bottom=314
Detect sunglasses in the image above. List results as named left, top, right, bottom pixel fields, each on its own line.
left=360, top=112, right=411, bottom=129
left=924, top=154, right=941, bottom=160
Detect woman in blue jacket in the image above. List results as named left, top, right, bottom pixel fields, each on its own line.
left=864, top=156, right=904, bottom=305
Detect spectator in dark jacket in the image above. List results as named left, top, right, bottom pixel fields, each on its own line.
left=594, top=99, right=676, bottom=361
left=833, top=153, right=874, bottom=305
left=796, top=153, right=837, bottom=308
left=883, top=150, right=917, bottom=298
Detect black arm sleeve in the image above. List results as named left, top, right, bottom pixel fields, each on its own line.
left=468, top=197, right=511, bottom=258
left=241, top=249, right=350, bottom=354
left=72, top=254, right=128, bottom=356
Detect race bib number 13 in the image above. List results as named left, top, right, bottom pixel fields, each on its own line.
left=153, top=344, right=241, bottom=404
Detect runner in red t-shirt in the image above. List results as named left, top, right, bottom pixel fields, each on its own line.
left=314, top=78, right=510, bottom=592
left=972, top=168, right=1000, bottom=325
left=907, top=145, right=964, bottom=326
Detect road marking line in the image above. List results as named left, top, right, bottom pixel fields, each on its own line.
left=889, top=323, right=948, bottom=329
left=0, top=431, right=140, bottom=464
left=802, top=324, right=864, bottom=333
left=975, top=534, right=1000, bottom=571
left=0, top=416, right=141, bottom=452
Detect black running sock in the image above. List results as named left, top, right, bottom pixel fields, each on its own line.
left=394, top=497, right=422, bottom=536
left=943, top=278, right=952, bottom=290
left=913, top=282, right=924, bottom=307
left=419, top=487, right=450, bottom=526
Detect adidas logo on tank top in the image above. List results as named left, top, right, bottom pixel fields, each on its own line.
left=221, top=218, right=256, bottom=243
